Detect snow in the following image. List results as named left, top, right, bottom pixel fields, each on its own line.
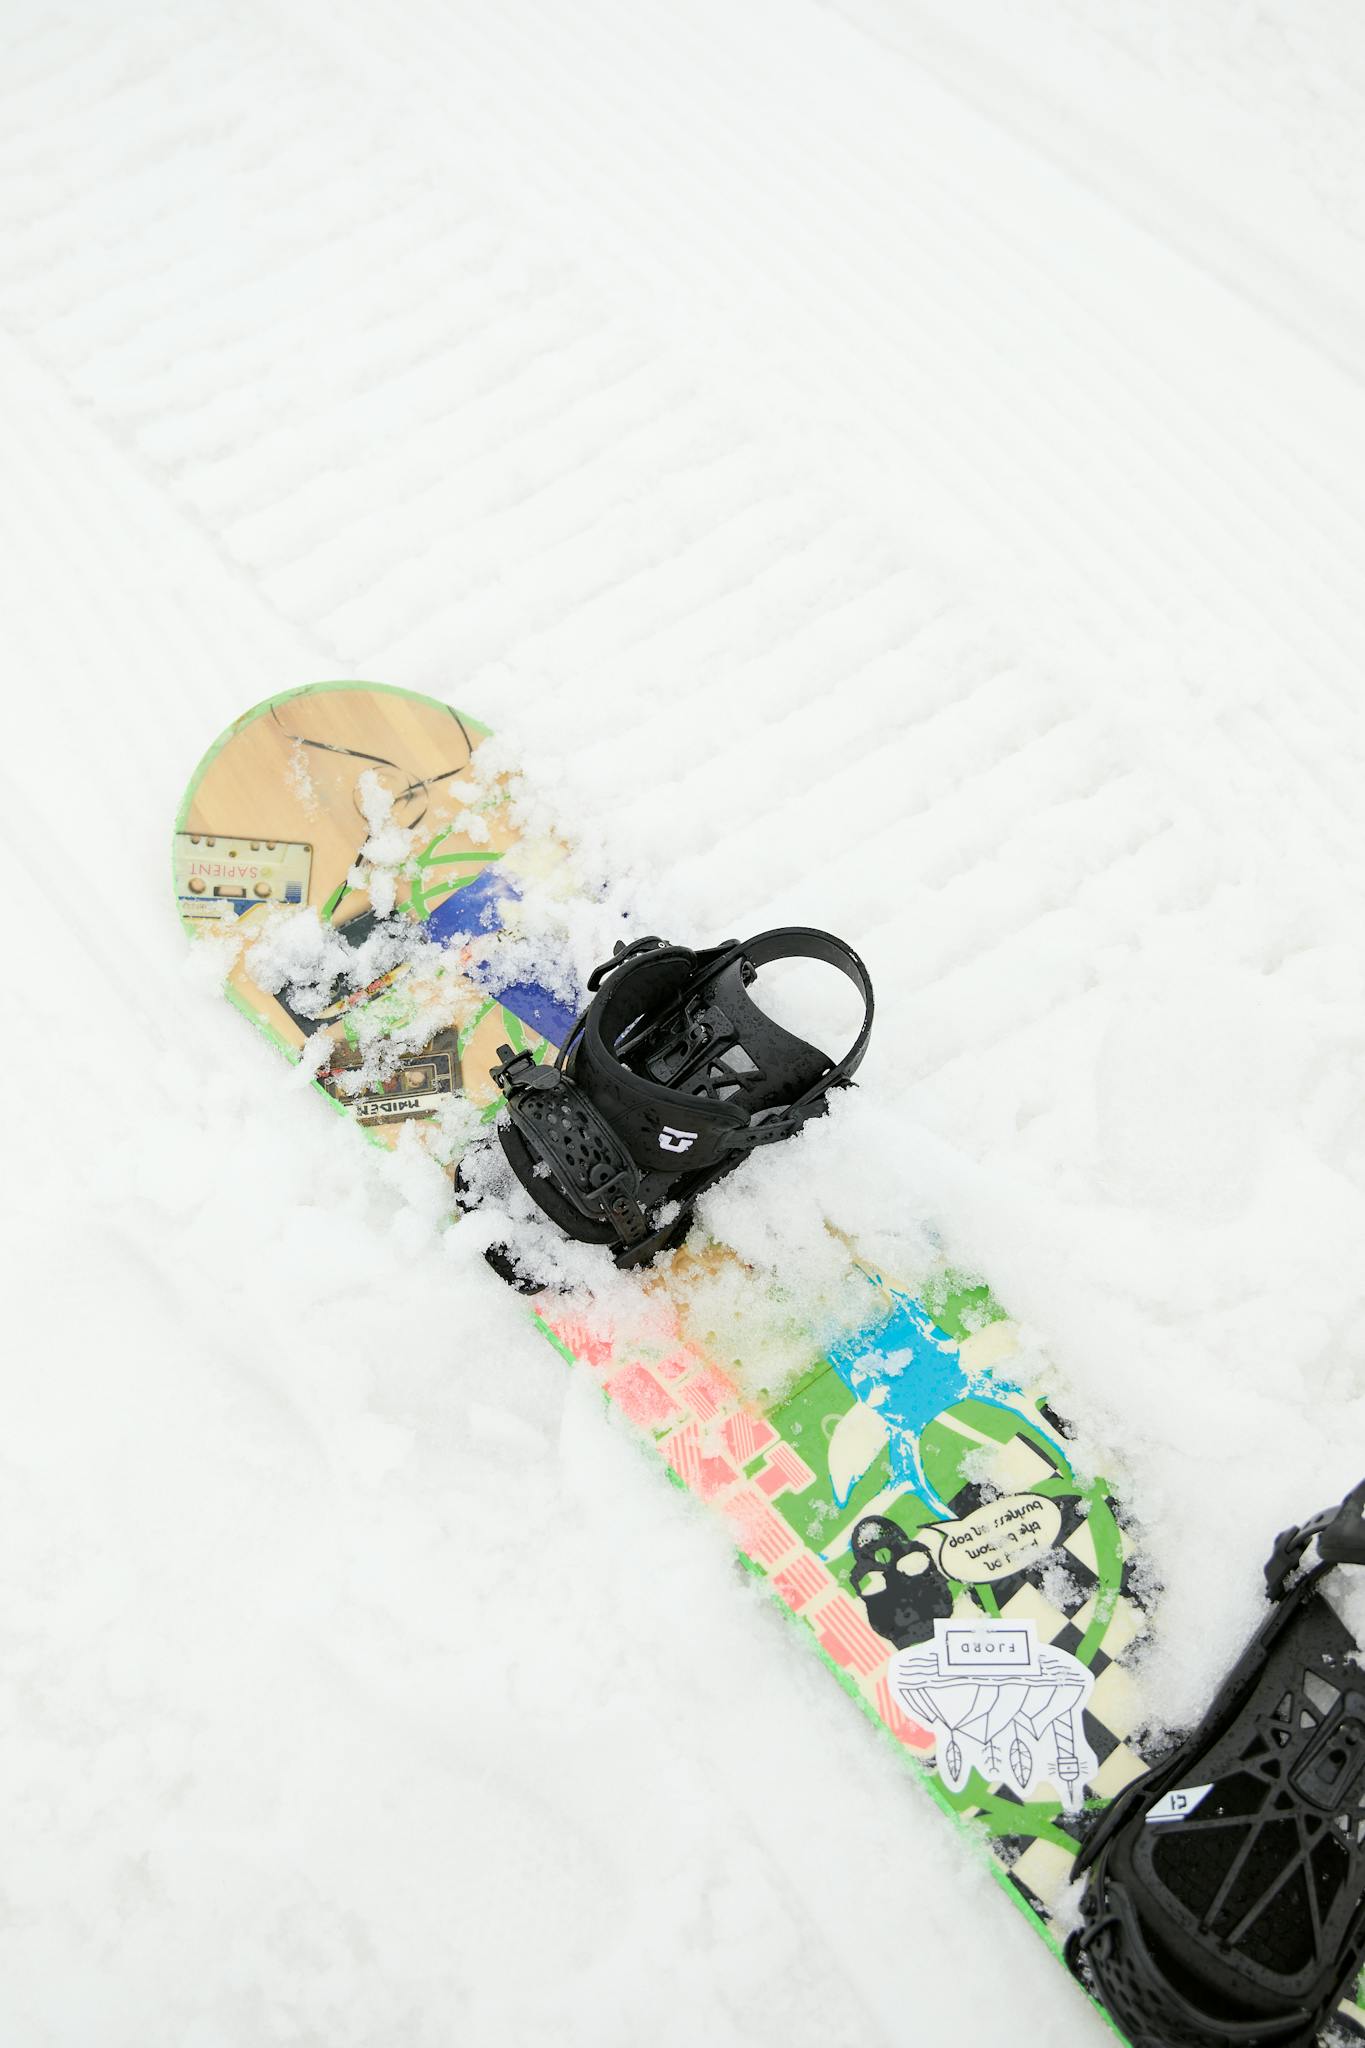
left=4, top=3, right=1365, bottom=2043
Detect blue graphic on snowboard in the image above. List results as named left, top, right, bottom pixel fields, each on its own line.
left=828, top=1293, right=1027, bottom=1517
left=427, top=867, right=580, bottom=1046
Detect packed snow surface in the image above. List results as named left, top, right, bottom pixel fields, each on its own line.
left=5, top=4, right=1365, bottom=2045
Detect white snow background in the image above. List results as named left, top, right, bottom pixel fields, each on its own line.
left=4, top=4, right=1365, bottom=2044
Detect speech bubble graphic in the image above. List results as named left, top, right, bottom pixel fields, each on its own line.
left=916, top=1492, right=1061, bottom=1584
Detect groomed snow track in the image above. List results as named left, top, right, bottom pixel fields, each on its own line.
left=4, top=6, right=1365, bottom=2045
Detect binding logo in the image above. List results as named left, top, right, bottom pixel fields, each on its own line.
left=1146, top=1785, right=1213, bottom=1824
left=659, top=1126, right=697, bottom=1153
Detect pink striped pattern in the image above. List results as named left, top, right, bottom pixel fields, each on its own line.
left=815, top=1595, right=889, bottom=1679
left=772, top=1552, right=829, bottom=1614
left=723, top=1487, right=799, bottom=1568
left=755, top=1441, right=815, bottom=1499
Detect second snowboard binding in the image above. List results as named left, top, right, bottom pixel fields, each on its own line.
left=1068, top=1479, right=1365, bottom=2047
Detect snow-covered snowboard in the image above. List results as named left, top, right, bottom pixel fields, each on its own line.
left=175, top=681, right=1358, bottom=2045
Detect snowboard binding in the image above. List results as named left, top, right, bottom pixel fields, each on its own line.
left=489, top=928, right=873, bottom=1268
left=1068, top=1478, right=1365, bottom=2048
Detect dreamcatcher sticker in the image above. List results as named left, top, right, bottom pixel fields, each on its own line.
left=889, top=1618, right=1099, bottom=1812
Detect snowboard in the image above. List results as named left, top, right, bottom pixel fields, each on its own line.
left=170, top=681, right=1365, bottom=2046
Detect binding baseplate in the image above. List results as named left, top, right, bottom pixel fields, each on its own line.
left=1068, top=1479, right=1365, bottom=2047
left=490, top=927, right=873, bottom=1267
